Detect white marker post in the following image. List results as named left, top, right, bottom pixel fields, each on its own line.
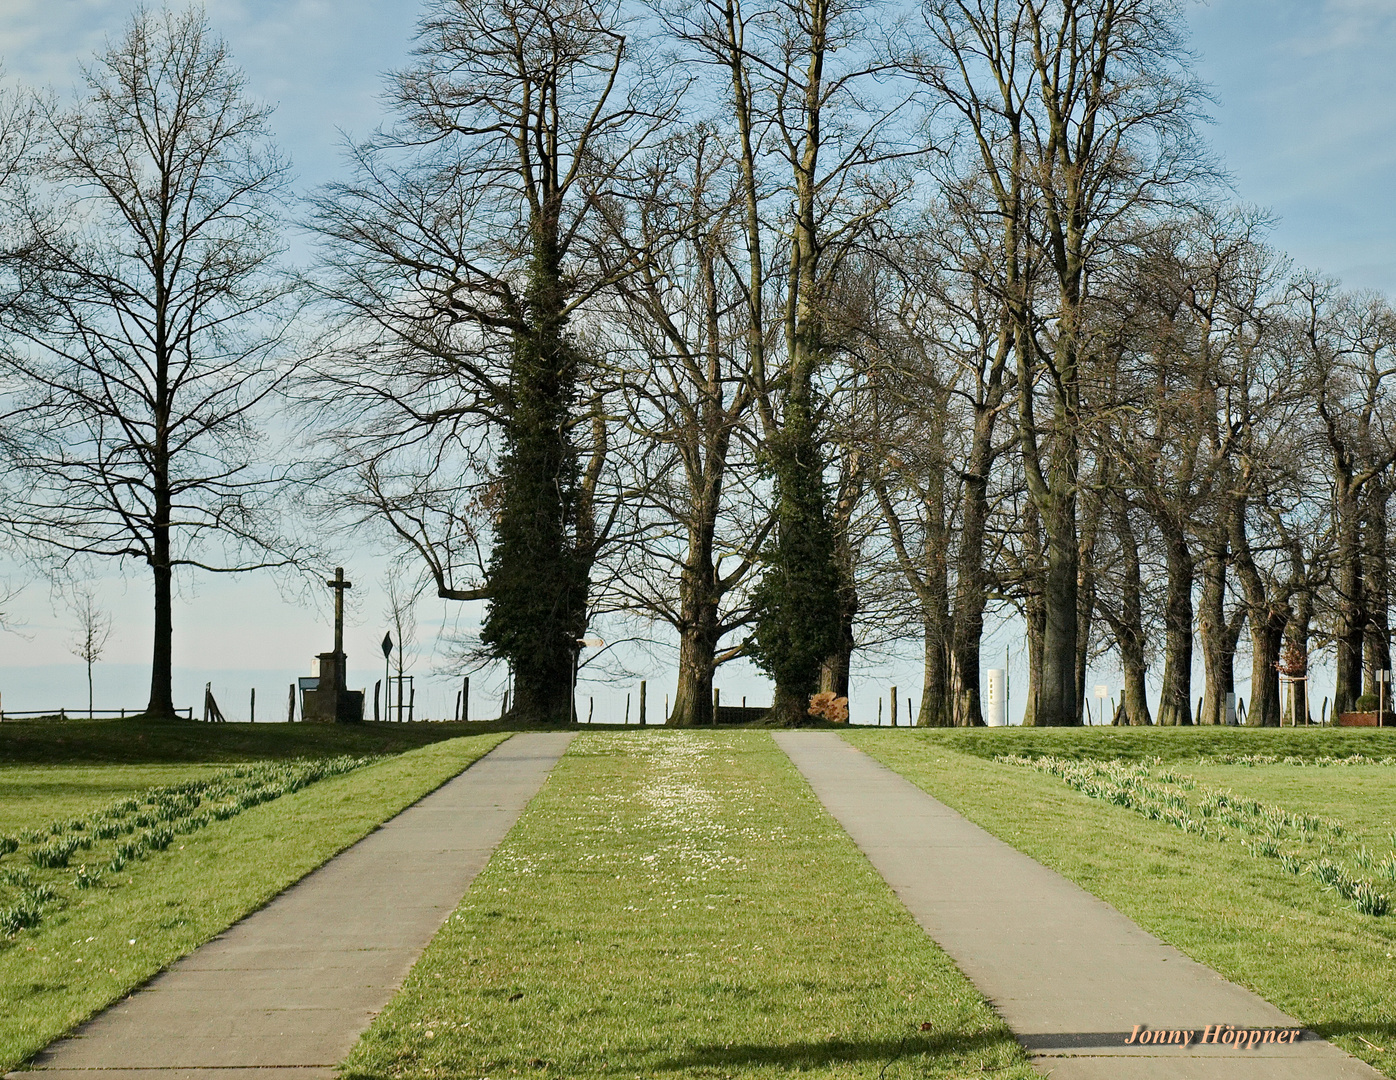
left=985, top=670, right=1006, bottom=727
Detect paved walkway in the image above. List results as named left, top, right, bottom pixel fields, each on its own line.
left=11, top=731, right=575, bottom=1080
left=775, top=732, right=1383, bottom=1080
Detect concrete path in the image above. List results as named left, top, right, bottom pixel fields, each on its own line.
left=11, top=731, right=575, bottom=1080
left=775, top=732, right=1384, bottom=1080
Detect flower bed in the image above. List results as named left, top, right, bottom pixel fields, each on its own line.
left=998, top=754, right=1394, bottom=917
left=0, top=755, right=375, bottom=938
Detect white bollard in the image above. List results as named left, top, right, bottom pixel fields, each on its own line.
left=985, top=670, right=1007, bottom=726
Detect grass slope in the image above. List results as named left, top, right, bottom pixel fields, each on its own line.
left=0, top=717, right=533, bottom=765
left=340, top=731, right=1033, bottom=1080
left=902, top=724, right=1396, bottom=763
left=845, top=729, right=1396, bottom=1076
left=0, top=764, right=225, bottom=835
left=0, top=731, right=510, bottom=1070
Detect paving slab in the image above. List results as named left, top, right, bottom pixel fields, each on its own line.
left=9, top=731, right=574, bottom=1079
left=775, top=731, right=1384, bottom=1080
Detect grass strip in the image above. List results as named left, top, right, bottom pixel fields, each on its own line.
left=0, top=763, right=227, bottom=837
left=998, top=754, right=1395, bottom=915
left=894, top=725, right=1396, bottom=764
left=846, top=730, right=1396, bottom=1077
left=340, top=731, right=1033, bottom=1080
left=1, top=755, right=380, bottom=935
left=0, top=717, right=536, bottom=765
left=0, top=730, right=510, bottom=1071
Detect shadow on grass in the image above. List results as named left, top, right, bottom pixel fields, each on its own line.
left=646, top=1028, right=1023, bottom=1072
left=339, top=1031, right=1028, bottom=1080
left=0, top=717, right=570, bottom=765
left=861, top=725, right=1396, bottom=764
left=0, top=717, right=861, bottom=766
left=1309, top=1022, right=1396, bottom=1055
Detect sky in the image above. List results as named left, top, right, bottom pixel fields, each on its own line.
left=0, top=0, right=1392, bottom=724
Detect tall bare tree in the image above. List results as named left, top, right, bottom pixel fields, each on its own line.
left=310, top=0, right=671, bottom=721
left=655, top=0, right=919, bottom=723
left=594, top=128, right=771, bottom=726
left=920, top=0, right=1208, bottom=724
left=0, top=9, right=302, bottom=719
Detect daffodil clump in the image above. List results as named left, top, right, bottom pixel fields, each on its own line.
left=0, top=755, right=375, bottom=938
left=999, top=754, right=1394, bottom=917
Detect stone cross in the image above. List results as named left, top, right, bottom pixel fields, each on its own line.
left=326, top=567, right=352, bottom=655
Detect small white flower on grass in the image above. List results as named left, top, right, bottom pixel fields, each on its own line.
left=127, top=939, right=136, bottom=945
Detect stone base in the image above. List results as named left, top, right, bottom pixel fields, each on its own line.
left=302, top=688, right=364, bottom=723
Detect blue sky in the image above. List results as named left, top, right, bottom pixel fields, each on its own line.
left=0, top=0, right=1392, bottom=721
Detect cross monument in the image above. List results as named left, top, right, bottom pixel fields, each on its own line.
left=300, top=566, right=365, bottom=722
left=328, top=567, right=351, bottom=655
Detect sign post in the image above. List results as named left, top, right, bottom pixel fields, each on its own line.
left=381, top=633, right=393, bottom=723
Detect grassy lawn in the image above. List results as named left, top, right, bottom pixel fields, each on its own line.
left=0, top=731, right=511, bottom=1071
left=0, top=764, right=226, bottom=836
left=0, top=716, right=529, bottom=764
left=340, top=731, right=1034, bottom=1080
left=845, top=728, right=1396, bottom=1076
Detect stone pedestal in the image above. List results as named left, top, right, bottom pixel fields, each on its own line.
left=302, top=651, right=364, bottom=723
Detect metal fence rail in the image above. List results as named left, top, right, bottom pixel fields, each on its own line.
left=0, top=707, right=195, bottom=721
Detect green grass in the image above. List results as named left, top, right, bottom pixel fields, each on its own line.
left=0, top=764, right=227, bottom=835
left=846, top=728, right=1396, bottom=1076
left=897, top=723, right=1396, bottom=763
left=339, top=731, right=1034, bottom=1080
left=0, top=731, right=511, bottom=1071
left=0, top=716, right=532, bottom=765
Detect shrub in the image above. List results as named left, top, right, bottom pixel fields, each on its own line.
left=807, top=691, right=850, bottom=723
left=1356, top=694, right=1379, bottom=711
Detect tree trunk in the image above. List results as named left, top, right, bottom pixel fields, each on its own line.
left=821, top=449, right=861, bottom=703
left=917, top=618, right=951, bottom=726
left=1038, top=470, right=1080, bottom=725
left=1333, top=477, right=1365, bottom=714
left=1196, top=530, right=1235, bottom=725
left=1105, top=502, right=1151, bottom=725
left=669, top=601, right=718, bottom=727
left=946, top=377, right=1002, bottom=728
left=1231, top=498, right=1283, bottom=727
left=1156, top=526, right=1194, bottom=726
left=1074, top=479, right=1103, bottom=724
left=1364, top=481, right=1391, bottom=696
left=147, top=545, right=176, bottom=718
left=1022, top=592, right=1046, bottom=727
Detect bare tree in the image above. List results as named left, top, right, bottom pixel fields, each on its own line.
left=309, top=0, right=672, bottom=722
left=920, top=0, right=1209, bottom=724
left=593, top=127, right=772, bottom=725
left=863, top=207, right=1016, bottom=726
left=0, top=9, right=304, bottom=719
left=382, top=567, right=421, bottom=722
left=654, top=0, right=921, bottom=723
left=68, top=589, right=113, bottom=719
left=1298, top=281, right=1396, bottom=714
